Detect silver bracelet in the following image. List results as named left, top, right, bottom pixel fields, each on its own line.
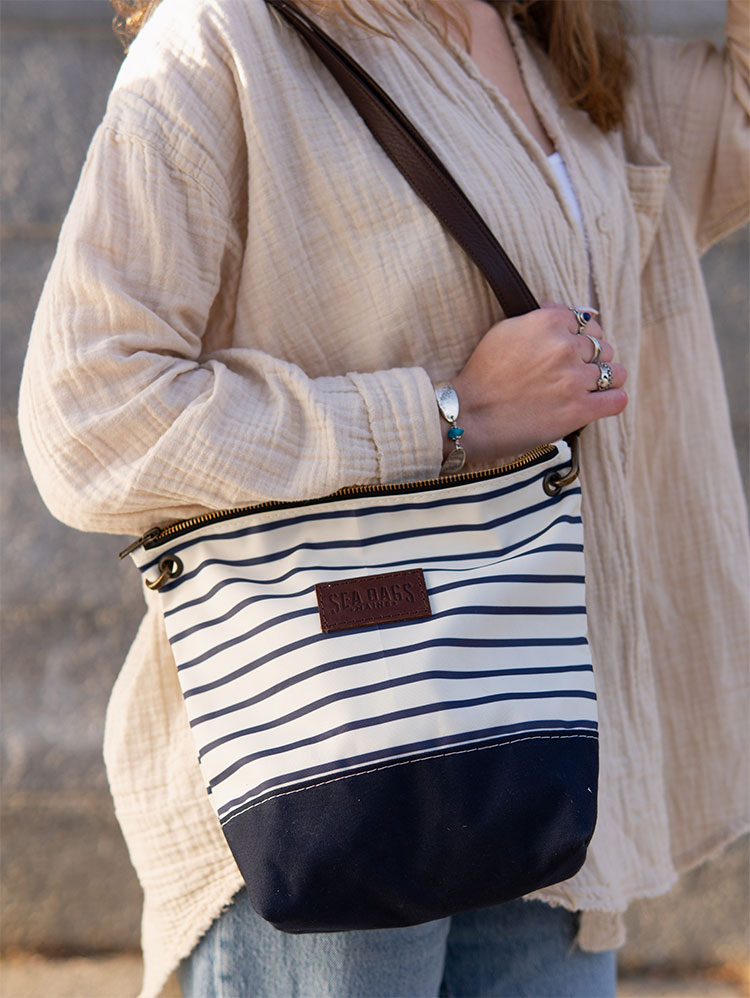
left=435, top=384, right=466, bottom=475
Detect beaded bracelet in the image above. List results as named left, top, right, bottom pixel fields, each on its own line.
left=435, top=384, right=466, bottom=475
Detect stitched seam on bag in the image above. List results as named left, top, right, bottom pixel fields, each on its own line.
left=220, top=731, right=598, bottom=826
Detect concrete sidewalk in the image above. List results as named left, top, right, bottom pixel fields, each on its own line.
left=0, top=955, right=748, bottom=998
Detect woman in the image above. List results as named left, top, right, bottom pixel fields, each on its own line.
left=18, top=0, right=749, bottom=995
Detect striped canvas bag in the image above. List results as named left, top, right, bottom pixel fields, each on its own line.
left=124, top=440, right=597, bottom=931
left=121, top=1, right=598, bottom=932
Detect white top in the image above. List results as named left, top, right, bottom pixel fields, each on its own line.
left=548, top=150, right=585, bottom=231
left=547, top=150, right=594, bottom=303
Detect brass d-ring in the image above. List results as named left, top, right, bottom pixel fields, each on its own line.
left=145, top=555, right=183, bottom=591
left=543, top=432, right=581, bottom=496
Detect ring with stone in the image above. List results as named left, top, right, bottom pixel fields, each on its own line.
left=584, top=334, right=602, bottom=364
left=596, top=361, right=614, bottom=391
left=570, top=306, right=598, bottom=332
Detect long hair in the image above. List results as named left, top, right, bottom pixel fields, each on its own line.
left=111, top=0, right=630, bottom=131
left=509, top=1, right=630, bottom=131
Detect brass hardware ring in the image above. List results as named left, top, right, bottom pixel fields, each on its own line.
left=145, top=555, right=183, bottom=591
left=543, top=432, right=581, bottom=496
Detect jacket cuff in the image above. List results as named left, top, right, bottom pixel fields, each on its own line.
left=348, top=368, right=443, bottom=485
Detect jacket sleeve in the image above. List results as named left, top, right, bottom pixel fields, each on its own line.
left=632, top=0, right=749, bottom=253
left=18, top=117, right=442, bottom=538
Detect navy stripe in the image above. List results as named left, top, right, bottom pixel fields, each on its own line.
left=164, top=535, right=583, bottom=616
left=185, top=635, right=593, bottom=728
left=186, top=633, right=589, bottom=712
left=160, top=512, right=583, bottom=605
left=173, top=605, right=318, bottom=670
left=184, top=629, right=589, bottom=707
left=429, top=573, right=584, bottom=596
left=176, top=601, right=585, bottom=673
left=169, top=573, right=585, bottom=645
left=153, top=490, right=578, bottom=589
left=140, top=463, right=573, bottom=570
left=197, top=662, right=596, bottom=759
left=217, top=718, right=599, bottom=820
left=170, top=582, right=315, bottom=645
left=208, top=687, right=597, bottom=790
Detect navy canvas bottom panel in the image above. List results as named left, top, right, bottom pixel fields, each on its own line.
left=222, top=732, right=598, bottom=933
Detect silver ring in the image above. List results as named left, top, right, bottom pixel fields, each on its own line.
left=596, top=362, right=613, bottom=391
left=585, top=334, right=602, bottom=364
left=570, top=306, right=598, bottom=332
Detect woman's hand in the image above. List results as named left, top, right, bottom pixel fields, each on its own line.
left=448, top=303, right=627, bottom=464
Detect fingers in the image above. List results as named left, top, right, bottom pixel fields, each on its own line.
left=456, top=303, right=628, bottom=459
left=577, top=331, right=613, bottom=365
left=525, top=304, right=624, bottom=394
left=540, top=303, right=605, bottom=345
left=547, top=303, right=628, bottom=418
left=578, top=358, right=628, bottom=424
left=542, top=303, right=617, bottom=372
left=585, top=360, right=627, bottom=393
left=539, top=302, right=586, bottom=337
left=586, top=386, right=629, bottom=420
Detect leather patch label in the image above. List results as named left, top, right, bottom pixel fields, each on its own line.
left=315, top=569, right=432, bottom=633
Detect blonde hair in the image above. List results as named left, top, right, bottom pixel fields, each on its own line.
left=111, top=0, right=630, bottom=131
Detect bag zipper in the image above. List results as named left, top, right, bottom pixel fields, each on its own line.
left=119, top=442, right=559, bottom=559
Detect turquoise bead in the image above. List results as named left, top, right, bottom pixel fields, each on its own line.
left=448, top=426, right=464, bottom=439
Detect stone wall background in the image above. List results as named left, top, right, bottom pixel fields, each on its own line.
left=1, top=0, right=748, bottom=969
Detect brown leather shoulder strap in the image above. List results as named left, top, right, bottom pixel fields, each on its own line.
left=266, top=0, right=539, bottom=318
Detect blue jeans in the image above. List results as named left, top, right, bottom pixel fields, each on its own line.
left=178, top=890, right=616, bottom=997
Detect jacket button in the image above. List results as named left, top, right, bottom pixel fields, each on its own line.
left=597, top=213, right=610, bottom=233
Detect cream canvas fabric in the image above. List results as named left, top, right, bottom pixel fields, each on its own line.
left=18, top=1, right=750, bottom=995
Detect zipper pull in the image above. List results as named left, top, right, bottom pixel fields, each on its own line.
left=118, top=526, right=163, bottom=560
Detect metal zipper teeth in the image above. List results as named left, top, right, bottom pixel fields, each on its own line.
left=123, top=443, right=557, bottom=556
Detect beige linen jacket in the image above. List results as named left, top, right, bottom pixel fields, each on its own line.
left=19, top=1, right=750, bottom=995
